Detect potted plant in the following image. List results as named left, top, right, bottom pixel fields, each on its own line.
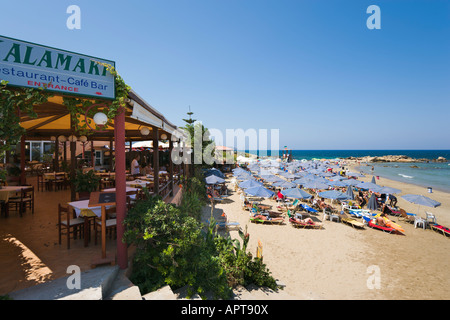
left=71, top=169, right=101, bottom=200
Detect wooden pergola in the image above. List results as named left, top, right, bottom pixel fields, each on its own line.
left=17, top=89, right=186, bottom=268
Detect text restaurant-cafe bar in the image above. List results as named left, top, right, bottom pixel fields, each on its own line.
left=0, top=35, right=189, bottom=269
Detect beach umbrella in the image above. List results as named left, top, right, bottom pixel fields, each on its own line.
left=281, top=188, right=312, bottom=199
left=341, top=179, right=360, bottom=187
left=260, top=175, right=283, bottom=183
left=239, top=179, right=263, bottom=189
left=377, top=186, right=402, bottom=194
left=273, top=180, right=296, bottom=189
left=347, top=172, right=365, bottom=178
left=245, top=186, right=275, bottom=198
left=367, top=194, right=378, bottom=211
left=303, top=180, right=329, bottom=190
left=346, top=186, right=355, bottom=200
left=327, top=180, right=347, bottom=187
left=205, top=168, right=225, bottom=178
left=279, top=172, right=296, bottom=179
left=356, top=182, right=379, bottom=190
left=205, top=175, right=225, bottom=185
left=401, top=194, right=441, bottom=208
left=318, top=190, right=351, bottom=201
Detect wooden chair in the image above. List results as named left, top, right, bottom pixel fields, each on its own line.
left=58, top=204, right=85, bottom=249
left=37, top=173, right=49, bottom=191
left=8, top=186, right=34, bottom=217
left=94, top=206, right=117, bottom=245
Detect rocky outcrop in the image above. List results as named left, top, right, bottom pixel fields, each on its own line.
left=346, top=155, right=448, bottom=163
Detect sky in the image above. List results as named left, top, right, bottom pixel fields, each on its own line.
left=1, top=0, right=449, bottom=150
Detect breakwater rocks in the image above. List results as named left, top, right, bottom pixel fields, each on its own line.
left=346, top=155, right=448, bottom=163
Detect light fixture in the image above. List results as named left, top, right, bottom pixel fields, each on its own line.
left=79, top=136, right=88, bottom=143
left=140, top=126, right=150, bottom=136
left=68, top=135, right=78, bottom=142
left=93, top=112, right=108, bottom=126
left=84, top=104, right=109, bottom=133
left=160, top=133, right=167, bottom=140
left=58, top=136, right=67, bottom=142
left=50, top=136, right=56, bottom=141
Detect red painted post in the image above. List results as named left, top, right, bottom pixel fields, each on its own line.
left=115, top=108, right=127, bottom=269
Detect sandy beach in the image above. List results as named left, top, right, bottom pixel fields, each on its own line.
left=207, top=161, right=450, bottom=300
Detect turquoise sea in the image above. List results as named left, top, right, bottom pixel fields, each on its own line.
left=245, top=150, right=450, bottom=193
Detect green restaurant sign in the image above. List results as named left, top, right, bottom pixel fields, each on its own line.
left=0, top=35, right=116, bottom=99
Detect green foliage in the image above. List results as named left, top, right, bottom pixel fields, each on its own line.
left=214, top=227, right=277, bottom=289
left=179, top=169, right=207, bottom=221
left=71, top=169, right=100, bottom=193
left=123, top=196, right=231, bottom=299
left=0, top=80, right=53, bottom=153
left=124, top=175, right=278, bottom=300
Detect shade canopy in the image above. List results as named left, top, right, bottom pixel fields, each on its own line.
left=401, top=194, right=441, bottom=208
left=239, top=179, right=264, bottom=189
left=367, top=194, right=378, bottom=211
left=245, top=186, right=275, bottom=198
left=318, top=190, right=350, bottom=201
left=205, top=175, right=225, bottom=185
left=281, top=188, right=312, bottom=199
left=19, top=90, right=179, bottom=142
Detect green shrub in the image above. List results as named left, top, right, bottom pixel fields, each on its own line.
left=123, top=196, right=231, bottom=299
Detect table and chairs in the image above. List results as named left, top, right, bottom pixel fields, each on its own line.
left=0, top=185, right=34, bottom=217
left=64, top=187, right=139, bottom=248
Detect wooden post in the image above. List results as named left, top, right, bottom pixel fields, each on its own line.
left=20, top=136, right=26, bottom=185
left=54, top=138, right=60, bottom=172
left=169, top=137, right=174, bottom=196
left=114, top=108, right=127, bottom=269
left=153, top=129, right=159, bottom=195
left=70, top=140, right=76, bottom=201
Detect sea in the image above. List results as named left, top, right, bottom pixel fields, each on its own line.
left=244, top=150, right=450, bottom=193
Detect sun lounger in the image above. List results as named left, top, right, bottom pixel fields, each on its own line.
left=267, top=210, right=284, bottom=218
left=300, top=204, right=318, bottom=214
left=363, top=216, right=402, bottom=235
left=250, top=214, right=284, bottom=225
left=430, top=224, right=450, bottom=238
left=288, top=218, right=323, bottom=229
left=339, top=212, right=365, bottom=229
left=348, top=209, right=370, bottom=218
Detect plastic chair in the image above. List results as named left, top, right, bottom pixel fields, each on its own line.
left=425, top=212, right=436, bottom=224
left=414, top=216, right=426, bottom=229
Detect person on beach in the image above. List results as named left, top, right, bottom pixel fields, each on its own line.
left=253, top=213, right=284, bottom=222
left=277, top=189, right=285, bottom=201
left=376, top=213, right=388, bottom=227
left=381, top=203, right=392, bottom=214
left=387, top=194, right=398, bottom=207
left=319, top=198, right=333, bottom=211
left=293, top=216, right=322, bottom=227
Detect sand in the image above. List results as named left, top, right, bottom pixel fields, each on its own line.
left=1, top=168, right=449, bottom=300
left=207, top=163, right=450, bottom=300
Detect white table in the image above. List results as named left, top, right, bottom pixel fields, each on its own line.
left=126, top=180, right=152, bottom=188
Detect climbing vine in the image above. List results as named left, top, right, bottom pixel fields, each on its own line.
left=0, top=80, right=53, bottom=153
left=62, top=61, right=131, bottom=136
left=0, top=61, right=131, bottom=152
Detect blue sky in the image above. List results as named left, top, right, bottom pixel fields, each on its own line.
left=1, top=0, right=449, bottom=150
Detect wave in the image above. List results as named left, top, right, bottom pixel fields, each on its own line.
left=398, top=174, right=414, bottom=179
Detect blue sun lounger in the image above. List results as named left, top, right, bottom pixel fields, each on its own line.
left=301, top=204, right=318, bottom=213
